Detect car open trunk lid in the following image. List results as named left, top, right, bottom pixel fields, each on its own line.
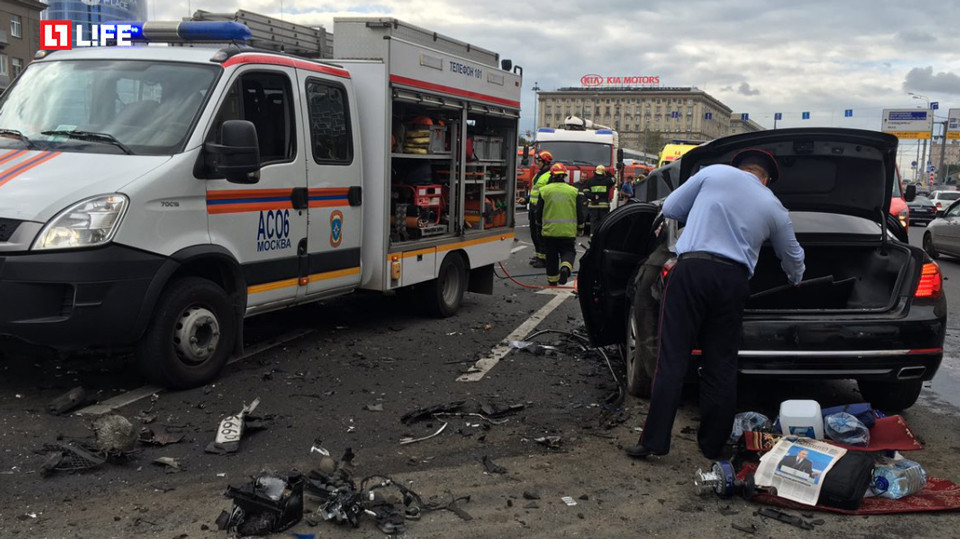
left=677, top=128, right=898, bottom=226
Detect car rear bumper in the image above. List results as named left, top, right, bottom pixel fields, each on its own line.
left=733, top=349, right=942, bottom=381
left=0, top=244, right=170, bottom=347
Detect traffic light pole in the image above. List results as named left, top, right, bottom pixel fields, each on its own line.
left=938, top=120, right=948, bottom=183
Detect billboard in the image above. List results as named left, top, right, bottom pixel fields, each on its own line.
left=881, top=109, right=933, bottom=139
left=948, top=109, right=960, bottom=141
left=44, top=0, right=147, bottom=45
left=580, top=74, right=661, bottom=87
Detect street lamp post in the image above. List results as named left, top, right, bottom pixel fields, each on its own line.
left=909, top=92, right=932, bottom=181
left=532, top=82, right=541, bottom=132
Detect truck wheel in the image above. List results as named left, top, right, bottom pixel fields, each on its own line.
left=624, top=305, right=654, bottom=398
left=136, top=277, right=236, bottom=389
left=421, top=254, right=467, bottom=318
left=923, top=233, right=939, bottom=260
left=857, top=379, right=923, bottom=412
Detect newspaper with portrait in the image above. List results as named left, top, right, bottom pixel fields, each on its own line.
left=754, top=436, right=848, bottom=506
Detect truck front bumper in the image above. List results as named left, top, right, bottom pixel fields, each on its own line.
left=0, top=244, right=168, bottom=347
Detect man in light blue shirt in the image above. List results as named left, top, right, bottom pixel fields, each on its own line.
left=626, top=149, right=805, bottom=460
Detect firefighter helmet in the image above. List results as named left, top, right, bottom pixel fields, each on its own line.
left=595, top=165, right=606, bottom=175
left=536, top=150, right=554, bottom=163
left=550, top=163, right=568, bottom=176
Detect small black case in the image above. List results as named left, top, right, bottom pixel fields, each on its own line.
left=817, top=451, right=875, bottom=510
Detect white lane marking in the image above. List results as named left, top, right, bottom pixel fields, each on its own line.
left=76, top=330, right=314, bottom=416
left=457, top=289, right=573, bottom=382
left=511, top=245, right=528, bottom=254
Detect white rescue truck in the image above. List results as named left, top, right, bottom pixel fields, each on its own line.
left=0, top=18, right=522, bottom=387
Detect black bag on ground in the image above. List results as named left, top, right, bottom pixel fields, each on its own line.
left=816, top=451, right=875, bottom=510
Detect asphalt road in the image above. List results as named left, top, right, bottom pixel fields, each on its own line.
left=0, top=215, right=958, bottom=538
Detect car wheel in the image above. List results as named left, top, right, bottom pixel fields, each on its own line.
left=857, top=379, right=923, bottom=412
left=923, top=233, right=939, bottom=260
left=136, top=277, right=237, bottom=389
left=624, top=304, right=655, bottom=398
left=420, top=254, right=468, bottom=318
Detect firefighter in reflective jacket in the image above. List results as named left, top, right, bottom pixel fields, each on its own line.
left=582, top=164, right=616, bottom=234
left=534, top=163, right=585, bottom=286
left=527, top=150, right=553, bottom=268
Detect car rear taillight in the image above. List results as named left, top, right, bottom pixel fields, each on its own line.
left=915, top=262, right=942, bottom=299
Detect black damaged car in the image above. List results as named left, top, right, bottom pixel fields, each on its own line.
left=578, top=128, right=946, bottom=411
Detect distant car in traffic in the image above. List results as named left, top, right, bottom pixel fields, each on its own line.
left=929, top=190, right=960, bottom=214
left=907, top=196, right=937, bottom=226
left=579, top=128, right=944, bottom=412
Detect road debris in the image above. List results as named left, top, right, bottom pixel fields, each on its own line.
left=755, top=507, right=814, bottom=531
left=365, top=403, right=384, bottom=412
left=400, top=401, right=465, bottom=424
left=38, top=443, right=107, bottom=476
left=217, top=470, right=304, bottom=536
left=205, top=398, right=264, bottom=455
left=534, top=436, right=562, bottom=449
left=138, top=429, right=184, bottom=447
left=399, top=423, right=447, bottom=445
left=47, top=386, right=87, bottom=415
left=93, top=415, right=138, bottom=453
left=522, top=491, right=540, bottom=500
left=152, top=457, right=182, bottom=473
left=481, top=456, right=507, bottom=474
left=561, top=496, right=577, bottom=506
left=732, top=522, right=758, bottom=535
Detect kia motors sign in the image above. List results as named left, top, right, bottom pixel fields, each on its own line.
left=580, top=74, right=660, bottom=87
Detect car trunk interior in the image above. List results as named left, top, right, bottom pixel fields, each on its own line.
left=746, top=242, right=911, bottom=311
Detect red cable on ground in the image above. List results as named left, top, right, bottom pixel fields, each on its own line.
left=498, top=262, right=578, bottom=291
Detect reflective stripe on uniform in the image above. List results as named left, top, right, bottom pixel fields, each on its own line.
left=540, top=181, right=580, bottom=238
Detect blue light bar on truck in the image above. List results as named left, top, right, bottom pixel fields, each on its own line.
left=538, top=128, right=555, bottom=133
left=111, top=21, right=252, bottom=42
left=595, top=129, right=613, bottom=134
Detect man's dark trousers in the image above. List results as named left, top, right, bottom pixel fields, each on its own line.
left=588, top=207, right=608, bottom=234
left=639, top=256, right=750, bottom=458
left=543, top=236, right=575, bottom=285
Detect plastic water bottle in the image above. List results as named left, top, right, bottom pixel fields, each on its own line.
left=872, top=458, right=927, bottom=499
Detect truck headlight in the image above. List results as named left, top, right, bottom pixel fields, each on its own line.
left=32, top=194, right=129, bottom=250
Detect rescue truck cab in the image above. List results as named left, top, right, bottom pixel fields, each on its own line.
left=0, top=18, right=521, bottom=388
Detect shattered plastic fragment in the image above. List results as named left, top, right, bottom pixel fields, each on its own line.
left=47, top=386, right=86, bottom=415
left=481, top=455, right=507, bottom=474
left=561, top=496, right=577, bottom=506
left=534, top=436, right=562, bottom=449
left=399, top=423, right=447, bottom=445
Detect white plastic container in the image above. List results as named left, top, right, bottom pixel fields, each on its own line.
left=779, top=400, right=824, bottom=440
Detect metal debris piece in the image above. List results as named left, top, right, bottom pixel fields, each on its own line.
left=152, top=457, right=181, bottom=472
left=534, top=436, right=562, bottom=449
left=218, top=470, right=304, bottom=536
left=561, top=496, right=577, bottom=506
left=38, top=442, right=108, bottom=476
left=93, top=415, right=138, bottom=453
left=481, top=456, right=507, bottom=474
left=138, top=429, right=184, bottom=447
left=400, top=401, right=465, bottom=424
left=399, top=423, right=448, bottom=445
left=523, top=491, right=540, bottom=500
left=365, top=403, right=384, bottom=412
left=47, top=386, right=86, bottom=415
left=205, top=398, right=262, bottom=455
left=732, top=522, right=757, bottom=535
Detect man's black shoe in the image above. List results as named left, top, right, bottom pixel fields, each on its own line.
left=531, top=259, right=546, bottom=268
left=624, top=444, right=667, bottom=459
left=558, top=267, right=571, bottom=285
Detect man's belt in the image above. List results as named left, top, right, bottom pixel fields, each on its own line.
left=678, top=251, right=747, bottom=272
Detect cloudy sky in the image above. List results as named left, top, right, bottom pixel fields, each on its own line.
left=150, top=0, right=960, bottom=168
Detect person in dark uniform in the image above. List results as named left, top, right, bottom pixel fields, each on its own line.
left=582, top=165, right=616, bottom=234
left=625, top=149, right=805, bottom=460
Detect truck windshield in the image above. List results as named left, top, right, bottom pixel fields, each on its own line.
left=537, top=141, right=611, bottom=167
left=0, top=60, right=219, bottom=155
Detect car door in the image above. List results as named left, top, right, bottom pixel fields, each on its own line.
left=297, top=71, right=363, bottom=298
left=204, top=66, right=307, bottom=311
left=578, top=202, right=661, bottom=346
left=937, top=201, right=960, bottom=255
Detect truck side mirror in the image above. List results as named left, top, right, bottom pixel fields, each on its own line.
left=521, top=144, right=529, bottom=166
left=205, top=120, right=261, bottom=184
left=501, top=59, right=512, bottom=71
left=904, top=183, right=916, bottom=203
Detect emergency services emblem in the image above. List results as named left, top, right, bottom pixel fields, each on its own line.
left=330, top=210, right=343, bottom=248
